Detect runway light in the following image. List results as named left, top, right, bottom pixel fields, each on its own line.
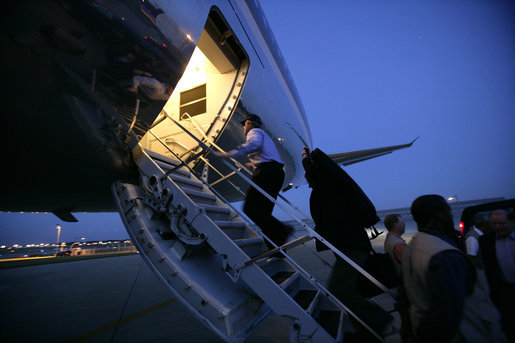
left=447, top=195, right=458, bottom=202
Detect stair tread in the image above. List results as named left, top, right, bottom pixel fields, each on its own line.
left=214, top=221, right=246, bottom=228
left=154, top=160, right=191, bottom=177
left=183, top=188, right=216, bottom=200
left=270, top=271, right=296, bottom=285
left=199, top=204, right=230, bottom=213
left=168, top=173, right=204, bottom=190
left=294, top=289, right=318, bottom=310
left=317, top=310, right=342, bottom=339
left=145, top=149, right=181, bottom=166
left=234, top=237, right=263, bottom=247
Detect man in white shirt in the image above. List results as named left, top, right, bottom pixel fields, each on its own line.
left=215, top=114, right=292, bottom=246
left=383, top=213, right=407, bottom=276
left=464, top=213, right=490, bottom=267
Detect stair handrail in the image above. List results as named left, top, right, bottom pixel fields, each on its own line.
left=144, top=113, right=391, bottom=341
left=144, top=129, right=385, bottom=342
left=160, top=110, right=393, bottom=298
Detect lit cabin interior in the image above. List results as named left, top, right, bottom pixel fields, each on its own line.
left=139, top=11, right=249, bottom=162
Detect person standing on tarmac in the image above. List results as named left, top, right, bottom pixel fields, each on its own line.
left=215, top=114, right=292, bottom=246
left=464, top=213, right=490, bottom=267
left=399, top=195, right=506, bottom=343
left=479, top=209, right=515, bottom=342
left=384, top=213, right=408, bottom=277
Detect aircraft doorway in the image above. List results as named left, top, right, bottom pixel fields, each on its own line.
left=140, top=9, right=249, bottom=162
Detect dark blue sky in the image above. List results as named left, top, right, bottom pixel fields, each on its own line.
left=1, top=1, right=514, bottom=246
left=261, top=0, right=515, bottom=218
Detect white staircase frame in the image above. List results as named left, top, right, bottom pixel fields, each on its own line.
left=113, top=111, right=395, bottom=342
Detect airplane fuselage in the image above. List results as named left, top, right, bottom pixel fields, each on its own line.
left=1, top=0, right=312, bottom=214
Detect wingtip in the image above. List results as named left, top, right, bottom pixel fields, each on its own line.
left=409, top=136, right=420, bottom=145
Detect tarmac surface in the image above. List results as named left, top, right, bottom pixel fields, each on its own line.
left=0, top=254, right=296, bottom=343
left=1, top=199, right=496, bottom=342
left=0, top=245, right=399, bottom=343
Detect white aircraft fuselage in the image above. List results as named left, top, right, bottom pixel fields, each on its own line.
left=1, top=0, right=312, bottom=215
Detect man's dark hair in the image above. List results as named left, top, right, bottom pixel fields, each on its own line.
left=251, top=120, right=262, bottom=128
left=384, top=214, right=401, bottom=231
left=411, top=194, right=454, bottom=235
left=241, top=114, right=262, bottom=128
left=472, top=213, right=489, bottom=229
left=491, top=209, right=515, bottom=221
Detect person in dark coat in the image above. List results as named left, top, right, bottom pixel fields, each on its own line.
left=398, top=195, right=506, bottom=343
left=302, top=147, right=392, bottom=340
left=479, top=209, right=515, bottom=342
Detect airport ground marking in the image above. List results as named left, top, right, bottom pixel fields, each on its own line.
left=65, top=298, right=177, bottom=343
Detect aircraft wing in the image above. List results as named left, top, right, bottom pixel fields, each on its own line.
left=328, top=137, right=419, bottom=166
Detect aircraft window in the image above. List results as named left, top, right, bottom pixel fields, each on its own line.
left=180, top=84, right=207, bottom=119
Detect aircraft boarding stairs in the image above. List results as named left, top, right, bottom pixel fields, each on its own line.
left=113, top=143, right=392, bottom=342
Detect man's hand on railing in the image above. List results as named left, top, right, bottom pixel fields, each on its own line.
left=214, top=151, right=254, bottom=171
left=302, top=146, right=311, bottom=160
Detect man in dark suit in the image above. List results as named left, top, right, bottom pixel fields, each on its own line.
left=301, top=147, right=392, bottom=341
left=479, top=209, right=515, bottom=342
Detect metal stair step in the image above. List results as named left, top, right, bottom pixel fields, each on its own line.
left=183, top=188, right=217, bottom=204
left=233, top=237, right=266, bottom=257
left=199, top=204, right=231, bottom=221
left=144, top=149, right=182, bottom=166
left=270, top=271, right=297, bottom=285
left=255, top=258, right=300, bottom=291
left=238, top=264, right=340, bottom=342
left=306, top=290, right=322, bottom=315
left=153, top=159, right=191, bottom=177
left=214, top=221, right=248, bottom=239
left=167, top=173, right=204, bottom=191
left=316, top=310, right=343, bottom=339
left=294, top=289, right=318, bottom=310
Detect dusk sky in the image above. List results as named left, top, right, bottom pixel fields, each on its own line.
left=1, top=1, right=514, bottom=246
left=264, top=0, right=515, bottom=218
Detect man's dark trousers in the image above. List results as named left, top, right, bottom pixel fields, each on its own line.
left=243, top=161, right=290, bottom=246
